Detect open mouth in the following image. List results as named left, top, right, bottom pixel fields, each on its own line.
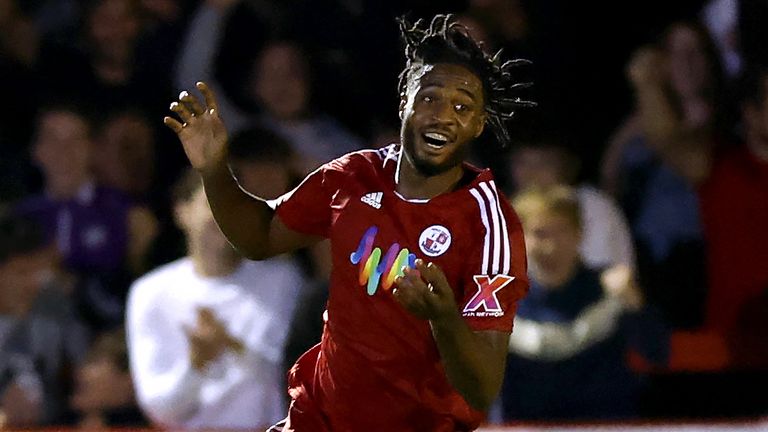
left=422, top=132, right=450, bottom=148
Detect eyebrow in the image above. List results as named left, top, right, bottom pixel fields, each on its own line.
left=421, top=83, right=480, bottom=102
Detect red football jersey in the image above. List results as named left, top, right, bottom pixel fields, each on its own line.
left=272, top=144, right=529, bottom=431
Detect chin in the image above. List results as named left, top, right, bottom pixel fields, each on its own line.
left=412, top=154, right=452, bottom=176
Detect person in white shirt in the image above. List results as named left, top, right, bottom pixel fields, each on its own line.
left=126, top=170, right=306, bottom=430
left=509, top=140, right=636, bottom=270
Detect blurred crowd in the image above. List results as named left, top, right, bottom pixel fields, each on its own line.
left=0, top=0, right=767, bottom=429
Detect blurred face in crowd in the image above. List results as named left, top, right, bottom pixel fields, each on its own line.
left=400, top=63, right=486, bottom=176
left=88, top=0, right=141, bottom=63
left=744, top=74, right=768, bottom=161
left=33, top=110, right=93, bottom=198
left=231, top=160, right=292, bottom=200
left=176, top=188, right=239, bottom=265
left=511, top=147, right=565, bottom=190
left=0, top=248, right=56, bottom=317
left=522, top=209, right=582, bottom=289
left=251, top=42, right=310, bottom=120
left=665, top=23, right=712, bottom=100
left=94, top=112, right=155, bottom=196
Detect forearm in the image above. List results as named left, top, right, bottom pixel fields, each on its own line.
left=430, top=312, right=506, bottom=411
left=509, top=297, right=624, bottom=361
left=200, top=160, right=276, bottom=260
left=135, top=368, right=203, bottom=426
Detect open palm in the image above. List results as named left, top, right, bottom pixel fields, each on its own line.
left=164, top=82, right=229, bottom=173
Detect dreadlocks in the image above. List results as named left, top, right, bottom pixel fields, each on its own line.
left=397, top=14, right=535, bottom=149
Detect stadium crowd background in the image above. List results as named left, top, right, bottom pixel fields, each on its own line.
left=0, top=0, right=767, bottom=429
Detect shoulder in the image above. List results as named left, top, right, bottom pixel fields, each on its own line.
left=464, top=173, right=521, bottom=226
left=325, top=144, right=397, bottom=171
left=577, top=185, right=622, bottom=215
left=310, top=144, right=397, bottom=189
left=129, top=258, right=192, bottom=302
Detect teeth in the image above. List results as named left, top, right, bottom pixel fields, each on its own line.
left=424, top=132, right=448, bottom=142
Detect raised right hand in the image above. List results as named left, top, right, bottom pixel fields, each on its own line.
left=164, top=82, right=229, bottom=174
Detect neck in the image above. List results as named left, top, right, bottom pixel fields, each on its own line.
left=533, top=258, right=580, bottom=290
left=190, top=251, right=241, bottom=278
left=395, top=152, right=464, bottom=200
left=47, top=176, right=90, bottom=200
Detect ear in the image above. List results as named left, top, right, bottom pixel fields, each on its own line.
left=473, top=112, right=487, bottom=138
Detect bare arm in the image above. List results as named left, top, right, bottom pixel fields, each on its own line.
left=164, top=82, right=320, bottom=259
left=394, top=260, right=508, bottom=411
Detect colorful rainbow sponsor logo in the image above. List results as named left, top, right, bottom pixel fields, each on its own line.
left=350, top=226, right=417, bottom=295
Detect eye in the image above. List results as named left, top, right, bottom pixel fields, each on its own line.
left=454, top=104, right=468, bottom=112
left=422, top=95, right=434, bottom=103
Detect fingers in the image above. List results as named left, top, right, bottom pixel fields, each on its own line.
left=415, top=259, right=449, bottom=294
left=196, top=81, right=219, bottom=114
left=163, top=116, right=183, bottom=134
left=170, top=101, right=194, bottom=124
left=179, top=90, right=204, bottom=116
left=165, top=85, right=210, bottom=133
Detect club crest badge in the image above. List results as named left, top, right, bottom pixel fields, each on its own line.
left=419, top=225, right=452, bottom=257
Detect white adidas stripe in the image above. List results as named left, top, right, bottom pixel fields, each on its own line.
left=471, top=181, right=511, bottom=275
left=489, top=181, right=511, bottom=274
left=479, top=182, right=502, bottom=274
left=469, top=188, right=491, bottom=273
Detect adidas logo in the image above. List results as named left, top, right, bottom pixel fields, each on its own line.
left=361, top=192, right=383, bottom=209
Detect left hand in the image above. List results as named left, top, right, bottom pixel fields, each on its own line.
left=393, top=259, right=458, bottom=323
left=600, top=264, right=644, bottom=311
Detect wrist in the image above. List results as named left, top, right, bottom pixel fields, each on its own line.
left=199, top=155, right=231, bottom=182
left=429, top=308, right=463, bottom=331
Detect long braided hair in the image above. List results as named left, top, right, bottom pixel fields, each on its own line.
left=397, top=14, right=536, bottom=149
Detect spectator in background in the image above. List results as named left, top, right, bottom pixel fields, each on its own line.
left=40, top=0, right=172, bottom=124
left=229, top=126, right=332, bottom=279
left=0, top=0, right=42, bottom=202
left=227, top=126, right=331, bottom=390
left=510, top=138, right=636, bottom=270
left=173, top=0, right=270, bottom=135
left=0, top=215, right=90, bottom=427
left=601, top=20, right=728, bottom=329
left=500, top=186, right=668, bottom=421
left=175, top=2, right=364, bottom=173
left=92, top=109, right=157, bottom=202
left=698, top=67, right=768, bottom=368
left=69, top=328, right=147, bottom=429
left=250, top=40, right=363, bottom=173
left=127, top=170, right=306, bottom=430
left=14, top=104, right=158, bottom=329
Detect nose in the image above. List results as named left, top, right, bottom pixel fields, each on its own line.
left=430, top=100, right=456, bottom=125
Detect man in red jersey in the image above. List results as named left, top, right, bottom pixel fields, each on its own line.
left=164, top=15, right=534, bottom=432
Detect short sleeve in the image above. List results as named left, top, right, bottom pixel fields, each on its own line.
left=269, top=157, right=349, bottom=238
left=460, top=182, right=529, bottom=332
